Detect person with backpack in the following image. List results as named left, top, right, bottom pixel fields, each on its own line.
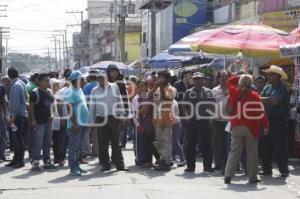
left=29, top=73, right=55, bottom=171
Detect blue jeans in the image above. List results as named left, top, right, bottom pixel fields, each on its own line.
left=180, top=120, right=188, bottom=157
left=68, top=126, right=85, bottom=171
left=53, top=127, right=69, bottom=163
left=121, top=121, right=134, bottom=148
left=59, top=128, right=68, bottom=161
left=12, top=116, right=26, bottom=163
left=0, top=118, right=7, bottom=160
left=32, top=121, right=52, bottom=163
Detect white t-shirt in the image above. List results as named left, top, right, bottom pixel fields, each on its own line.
left=172, top=100, right=180, bottom=125
left=212, top=85, right=229, bottom=121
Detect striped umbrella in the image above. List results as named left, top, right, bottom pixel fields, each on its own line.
left=169, top=23, right=299, bottom=58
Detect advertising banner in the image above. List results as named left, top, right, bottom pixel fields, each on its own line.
left=261, top=9, right=300, bottom=32
left=173, top=0, right=208, bottom=43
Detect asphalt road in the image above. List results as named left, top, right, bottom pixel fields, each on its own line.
left=0, top=143, right=300, bottom=199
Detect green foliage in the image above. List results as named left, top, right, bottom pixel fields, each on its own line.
left=7, top=53, right=55, bottom=74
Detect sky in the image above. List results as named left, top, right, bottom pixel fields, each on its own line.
left=2, top=0, right=87, bottom=56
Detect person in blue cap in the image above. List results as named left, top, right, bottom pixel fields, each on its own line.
left=64, top=70, right=89, bottom=176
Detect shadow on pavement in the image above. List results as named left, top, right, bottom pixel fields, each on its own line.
left=260, top=176, right=287, bottom=186
left=47, top=166, right=118, bottom=183
left=126, top=165, right=167, bottom=179
left=12, top=169, right=43, bottom=179
left=175, top=172, right=214, bottom=179
left=223, top=184, right=266, bottom=192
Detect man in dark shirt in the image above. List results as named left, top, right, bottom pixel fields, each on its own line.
left=174, top=70, right=193, bottom=151
left=261, top=65, right=289, bottom=178
left=29, top=73, right=55, bottom=171
left=183, top=72, right=215, bottom=173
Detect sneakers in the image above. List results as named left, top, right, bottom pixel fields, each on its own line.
left=177, top=161, right=186, bottom=167
left=281, top=172, right=289, bottom=178
left=203, top=168, right=215, bottom=173
left=78, top=167, right=88, bottom=174
left=259, top=171, right=272, bottom=176
left=117, top=167, right=130, bottom=171
left=79, top=158, right=88, bottom=164
left=43, top=160, right=56, bottom=169
left=224, top=177, right=231, bottom=184
left=31, top=160, right=41, bottom=171
left=154, top=164, right=171, bottom=171
left=70, top=169, right=81, bottom=176
left=184, top=168, right=195, bottom=173
left=249, top=179, right=262, bottom=184
left=12, top=162, right=25, bottom=169
left=101, top=167, right=111, bottom=172
left=58, top=160, right=65, bottom=167
left=5, top=160, right=17, bottom=167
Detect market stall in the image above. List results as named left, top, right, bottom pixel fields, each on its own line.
left=169, top=23, right=300, bottom=74
left=280, top=43, right=300, bottom=158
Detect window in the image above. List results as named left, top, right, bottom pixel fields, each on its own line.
left=143, top=32, right=147, bottom=43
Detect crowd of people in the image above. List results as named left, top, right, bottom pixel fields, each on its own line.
left=0, top=64, right=295, bottom=184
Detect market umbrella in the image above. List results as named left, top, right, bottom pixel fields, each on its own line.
left=291, top=27, right=300, bottom=37
left=91, top=61, right=134, bottom=71
left=148, top=50, right=194, bottom=68
left=169, top=23, right=299, bottom=58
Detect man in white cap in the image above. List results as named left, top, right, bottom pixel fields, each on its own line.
left=260, top=65, right=289, bottom=178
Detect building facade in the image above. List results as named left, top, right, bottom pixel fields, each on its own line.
left=71, top=0, right=142, bottom=66
left=139, top=0, right=211, bottom=62
left=213, top=0, right=300, bottom=31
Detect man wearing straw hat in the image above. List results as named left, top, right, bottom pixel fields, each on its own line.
left=261, top=65, right=289, bottom=178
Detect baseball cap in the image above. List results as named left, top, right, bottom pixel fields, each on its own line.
left=96, top=70, right=107, bottom=78
left=69, top=70, right=83, bottom=81
left=192, top=72, right=204, bottom=79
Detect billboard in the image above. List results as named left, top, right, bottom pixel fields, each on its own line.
left=173, top=0, right=208, bottom=43
left=261, top=9, right=300, bottom=32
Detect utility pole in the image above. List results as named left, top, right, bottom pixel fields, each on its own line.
left=114, top=0, right=118, bottom=61
left=64, top=29, right=69, bottom=67
left=0, top=27, right=3, bottom=73
left=3, top=36, right=11, bottom=72
left=66, top=10, right=85, bottom=67
left=66, top=10, right=84, bottom=32
left=58, top=39, right=62, bottom=71
left=53, top=38, right=58, bottom=71
left=48, top=36, right=58, bottom=71
left=110, top=3, right=114, bottom=61
left=47, top=48, right=51, bottom=72
left=0, top=27, right=9, bottom=73
left=0, top=4, right=9, bottom=73
left=119, top=0, right=126, bottom=63
left=150, top=5, right=156, bottom=57
left=5, top=37, right=8, bottom=71
left=54, top=29, right=70, bottom=67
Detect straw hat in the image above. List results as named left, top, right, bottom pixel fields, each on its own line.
left=262, top=65, right=288, bottom=80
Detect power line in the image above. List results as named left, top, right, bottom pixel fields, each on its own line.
left=9, top=28, right=59, bottom=33
left=8, top=0, right=58, bottom=12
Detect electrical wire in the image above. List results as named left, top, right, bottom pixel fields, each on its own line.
left=8, top=0, right=59, bottom=12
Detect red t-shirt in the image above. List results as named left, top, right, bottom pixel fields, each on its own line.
left=227, top=76, right=269, bottom=138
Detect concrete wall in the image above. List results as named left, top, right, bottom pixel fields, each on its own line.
left=125, top=32, right=141, bottom=63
